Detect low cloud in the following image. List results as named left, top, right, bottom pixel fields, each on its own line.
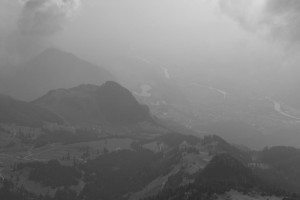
left=219, top=0, right=300, bottom=45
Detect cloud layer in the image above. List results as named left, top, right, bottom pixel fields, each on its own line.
left=219, top=0, right=300, bottom=45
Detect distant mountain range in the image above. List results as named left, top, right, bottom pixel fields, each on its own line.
left=2, top=48, right=114, bottom=101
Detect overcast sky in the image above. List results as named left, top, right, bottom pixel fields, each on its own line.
left=1, top=0, right=300, bottom=80
left=54, top=0, right=295, bottom=72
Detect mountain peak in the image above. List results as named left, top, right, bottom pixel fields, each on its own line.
left=102, top=80, right=122, bottom=88
left=199, top=153, right=255, bottom=184
left=4, top=48, right=114, bottom=101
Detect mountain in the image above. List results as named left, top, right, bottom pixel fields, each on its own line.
left=4, top=48, right=114, bottom=101
left=0, top=94, right=63, bottom=127
left=33, top=81, right=153, bottom=126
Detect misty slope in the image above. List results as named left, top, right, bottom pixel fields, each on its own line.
left=108, top=56, right=194, bottom=124
left=33, top=81, right=153, bottom=126
left=4, top=48, right=114, bottom=101
left=0, top=94, right=63, bottom=127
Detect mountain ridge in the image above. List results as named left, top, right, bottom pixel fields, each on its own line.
left=33, top=81, right=154, bottom=126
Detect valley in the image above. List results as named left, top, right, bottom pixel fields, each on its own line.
left=132, top=77, right=300, bottom=149
left=0, top=50, right=299, bottom=200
